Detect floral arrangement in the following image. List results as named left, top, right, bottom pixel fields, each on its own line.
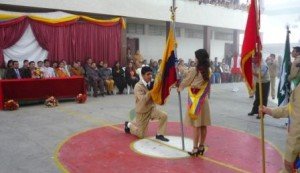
left=75, top=93, right=87, bottom=103
left=33, top=68, right=44, bottom=79
left=4, top=100, right=19, bottom=111
left=44, top=96, right=58, bottom=107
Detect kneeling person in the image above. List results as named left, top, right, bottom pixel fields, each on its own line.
left=124, top=66, right=169, bottom=142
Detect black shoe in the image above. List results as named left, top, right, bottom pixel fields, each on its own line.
left=256, top=115, right=261, bottom=119
left=198, top=145, right=205, bottom=155
left=124, top=121, right=130, bottom=134
left=188, top=147, right=200, bottom=157
left=155, top=135, right=169, bottom=142
left=100, top=93, right=105, bottom=97
left=248, top=111, right=257, bottom=116
left=249, top=95, right=254, bottom=98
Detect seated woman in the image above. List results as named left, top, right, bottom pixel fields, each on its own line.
left=112, top=61, right=126, bottom=94
left=56, top=61, right=70, bottom=78
left=125, top=62, right=139, bottom=91
left=70, top=62, right=84, bottom=76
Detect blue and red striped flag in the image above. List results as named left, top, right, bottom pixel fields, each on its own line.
left=150, top=28, right=178, bottom=105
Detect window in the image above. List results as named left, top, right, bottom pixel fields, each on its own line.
left=127, top=23, right=144, bottom=35
left=185, top=28, right=203, bottom=38
left=215, top=32, right=233, bottom=41
left=175, top=27, right=181, bottom=37
left=149, top=25, right=166, bottom=36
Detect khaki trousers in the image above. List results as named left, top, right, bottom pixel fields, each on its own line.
left=105, top=79, right=114, bottom=92
left=130, top=108, right=167, bottom=138
left=270, top=77, right=276, bottom=98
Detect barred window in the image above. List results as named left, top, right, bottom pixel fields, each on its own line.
left=215, top=32, right=233, bottom=41
left=175, top=27, right=181, bottom=37
left=149, top=25, right=166, bottom=36
left=127, top=23, right=145, bottom=35
left=185, top=28, right=203, bottom=38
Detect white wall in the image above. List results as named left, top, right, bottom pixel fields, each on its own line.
left=128, top=33, right=232, bottom=63
left=176, top=37, right=203, bottom=61
left=210, top=39, right=233, bottom=60
left=127, top=34, right=165, bottom=60
left=0, top=0, right=248, bottom=30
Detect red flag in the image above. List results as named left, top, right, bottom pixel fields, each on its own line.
left=241, top=0, right=261, bottom=92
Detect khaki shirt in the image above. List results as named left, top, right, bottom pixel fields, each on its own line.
left=134, top=81, right=155, bottom=114
left=271, top=85, right=300, bottom=163
left=266, top=59, right=278, bottom=78
left=288, top=55, right=300, bottom=82
left=179, top=67, right=205, bottom=89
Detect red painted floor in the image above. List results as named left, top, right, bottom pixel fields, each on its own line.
left=56, top=122, right=283, bottom=173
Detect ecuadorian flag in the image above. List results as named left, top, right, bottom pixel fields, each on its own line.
left=150, top=28, right=178, bottom=105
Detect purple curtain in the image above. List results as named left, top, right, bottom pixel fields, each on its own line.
left=0, top=17, right=29, bottom=66
left=30, top=20, right=122, bottom=67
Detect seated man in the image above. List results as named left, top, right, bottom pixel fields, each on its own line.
left=85, top=61, right=105, bottom=97
left=41, top=59, right=55, bottom=78
left=5, top=61, right=22, bottom=79
left=20, top=59, right=32, bottom=78
left=124, top=66, right=169, bottom=142
left=99, top=62, right=114, bottom=95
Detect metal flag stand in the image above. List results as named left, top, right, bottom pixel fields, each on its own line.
left=170, top=0, right=185, bottom=151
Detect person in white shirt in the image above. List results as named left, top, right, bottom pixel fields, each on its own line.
left=41, top=59, right=56, bottom=78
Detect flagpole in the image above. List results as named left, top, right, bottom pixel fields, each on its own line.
left=255, top=0, right=266, bottom=172
left=171, top=0, right=185, bottom=151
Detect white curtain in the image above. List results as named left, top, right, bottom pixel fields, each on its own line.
left=3, top=25, right=48, bottom=66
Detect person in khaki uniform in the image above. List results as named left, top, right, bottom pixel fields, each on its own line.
left=178, top=49, right=211, bottom=156
left=266, top=54, right=278, bottom=99
left=288, top=46, right=300, bottom=87
left=124, top=66, right=169, bottom=142
left=133, top=50, right=144, bottom=69
left=261, top=84, right=300, bottom=173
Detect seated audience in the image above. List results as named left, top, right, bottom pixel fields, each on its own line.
left=3, top=60, right=14, bottom=78
left=41, top=59, right=55, bottom=78
left=52, top=61, right=58, bottom=77
left=77, top=61, right=85, bottom=75
left=98, top=61, right=104, bottom=69
left=99, top=62, right=114, bottom=95
left=85, top=60, right=105, bottom=97
left=70, top=62, right=84, bottom=76
left=112, top=61, right=126, bottom=94
left=29, top=61, right=37, bottom=78
left=61, top=60, right=71, bottom=76
left=20, top=59, right=31, bottom=78
left=125, top=62, right=139, bottom=90
left=5, top=61, right=21, bottom=79
left=56, top=61, right=70, bottom=78
left=37, top=61, right=43, bottom=69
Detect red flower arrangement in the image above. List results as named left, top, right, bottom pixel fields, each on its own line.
left=76, top=93, right=87, bottom=103
left=4, top=100, right=19, bottom=111
left=44, top=96, right=58, bottom=107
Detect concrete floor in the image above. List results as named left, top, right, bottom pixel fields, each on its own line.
left=0, top=82, right=287, bottom=173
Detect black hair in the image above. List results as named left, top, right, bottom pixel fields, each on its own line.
left=141, top=66, right=152, bottom=75
left=195, top=49, right=210, bottom=82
